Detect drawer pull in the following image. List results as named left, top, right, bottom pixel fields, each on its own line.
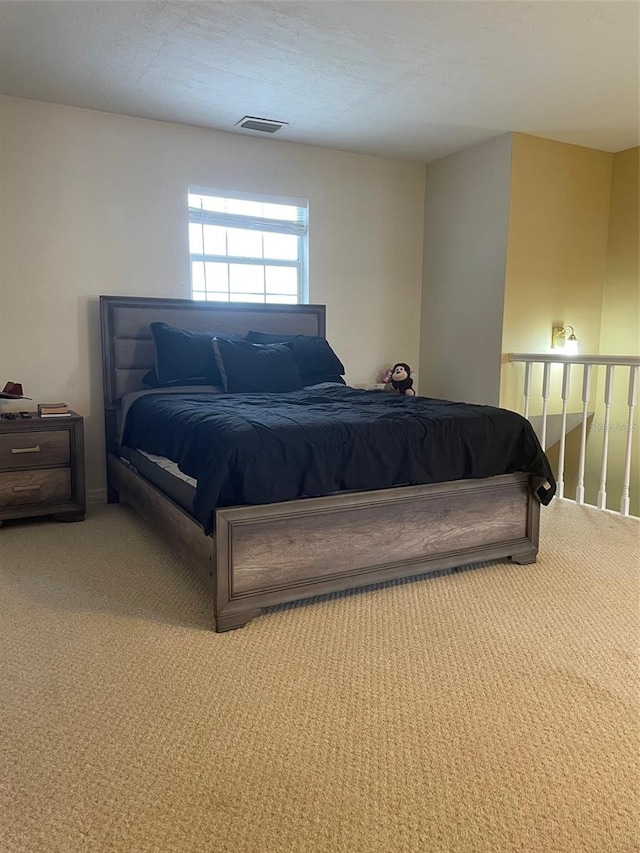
left=12, top=484, right=42, bottom=492
left=11, top=445, right=41, bottom=454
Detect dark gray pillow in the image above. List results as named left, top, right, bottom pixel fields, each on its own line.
left=245, top=331, right=345, bottom=383
left=211, top=338, right=303, bottom=393
left=150, top=322, right=241, bottom=386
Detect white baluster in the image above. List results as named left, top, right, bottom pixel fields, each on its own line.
left=575, top=363, right=592, bottom=505
left=556, top=363, right=571, bottom=499
left=523, top=361, right=532, bottom=420
left=597, top=365, right=615, bottom=510
left=620, top=365, right=638, bottom=517
left=540, top=362, right=551, bottom=449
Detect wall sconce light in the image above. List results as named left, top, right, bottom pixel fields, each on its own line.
left=551, top=325, right=579, bottom=354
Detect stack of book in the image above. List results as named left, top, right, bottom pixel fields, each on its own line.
left=38, top=402, right=70, bottom=418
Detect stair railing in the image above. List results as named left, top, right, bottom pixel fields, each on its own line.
left=509, top=353, right=639, bottom=516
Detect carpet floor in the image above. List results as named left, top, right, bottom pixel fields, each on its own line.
left=0, top=499, right=638, bottom=853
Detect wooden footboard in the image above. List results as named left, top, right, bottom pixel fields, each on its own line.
left=214, top=472, right=539, bottom=630
left=107, top=456, right=540, bottom=632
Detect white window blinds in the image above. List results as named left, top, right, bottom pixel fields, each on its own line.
left=188, top=187, right=309, bottom=304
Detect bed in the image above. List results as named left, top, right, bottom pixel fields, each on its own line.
left=100, top=295, right=554, bottom=632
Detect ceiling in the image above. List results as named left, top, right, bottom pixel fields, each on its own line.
left=1, top=1, right=638, bottom=163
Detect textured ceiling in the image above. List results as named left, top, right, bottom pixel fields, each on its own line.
left=0, top=1, right=638, bottom=162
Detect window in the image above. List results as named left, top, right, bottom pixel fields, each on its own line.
left=188, top=186, right=309, bottom=303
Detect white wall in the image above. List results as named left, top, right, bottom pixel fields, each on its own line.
left=0, top=96, right=425, bottom=499
left=419, top=134, right=512, bottom=406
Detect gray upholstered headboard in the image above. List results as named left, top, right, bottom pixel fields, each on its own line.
left=100, top=295, right=326, bottom=458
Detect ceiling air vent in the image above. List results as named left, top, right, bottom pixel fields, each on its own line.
left=236, top=116, right=288, bottom=134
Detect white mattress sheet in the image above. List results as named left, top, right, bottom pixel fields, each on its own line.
left=137, top=450, right=197, bottom=487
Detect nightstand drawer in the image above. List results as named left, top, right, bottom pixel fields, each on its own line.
left=0, top=430, right=70, bottom=470
left=0, top=469, right=71, bottom=506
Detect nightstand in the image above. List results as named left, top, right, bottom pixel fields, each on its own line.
left=0, top=412, right=85, bottom=524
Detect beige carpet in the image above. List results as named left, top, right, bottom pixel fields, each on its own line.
left=0, top=500, right=638, bottom=853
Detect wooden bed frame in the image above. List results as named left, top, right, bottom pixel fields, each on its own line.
left=100, top=295, right=540, bottom=632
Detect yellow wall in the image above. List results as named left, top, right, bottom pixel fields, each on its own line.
left=601, top=147, right=640, bottom=355
left=501, top=137, right=639, bottom=517
left=500, top=134, right=612, bottom=416
left=585, top=147, right=639, bottom=515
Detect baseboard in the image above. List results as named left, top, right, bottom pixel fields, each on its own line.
left=86, top=488, right=108, bottom=504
